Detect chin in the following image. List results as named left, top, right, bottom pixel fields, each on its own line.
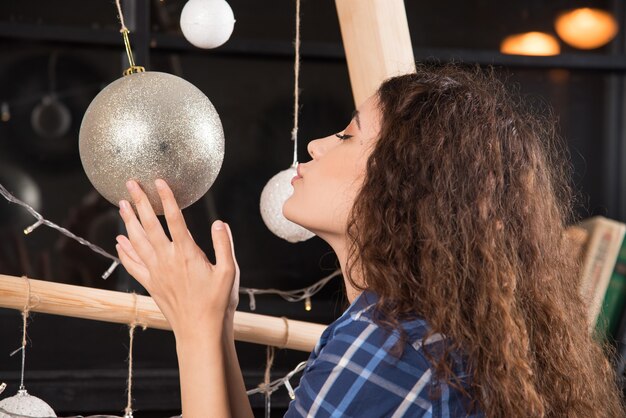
left=283, top=197, right=303, bottom=225
left=283, top=198, right=318, bottom=232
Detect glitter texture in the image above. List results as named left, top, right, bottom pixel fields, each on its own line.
left=79, top=71, right=225, bottom=215
left=0, top=390, right=57, bottom=417
left=260, top=167, right=314, bottom=243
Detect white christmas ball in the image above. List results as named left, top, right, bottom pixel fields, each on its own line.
left=260, top=167, right=314, bottom=243
left=0, top=389, right=56, bottom=417
left=180, top=0, right=235, bottom=49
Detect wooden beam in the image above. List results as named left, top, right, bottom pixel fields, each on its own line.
left=0, top=274, right=325, bottom=352
left=335, top=0, right=415, bottom=107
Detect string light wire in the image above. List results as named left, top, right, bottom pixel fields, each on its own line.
left=240, top=269, right=341, bottom=311
left=0, top=183, right=121, bottom=279
left=1, top=2, right=321, bottom=409
left=246, top=360, right=308, bottom=398
left=0, top=182, right=341, bottom=298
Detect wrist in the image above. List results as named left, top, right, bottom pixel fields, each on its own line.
left=174, top=321, right=223, bottom=348
left=223, top=314, right=235, bottom=341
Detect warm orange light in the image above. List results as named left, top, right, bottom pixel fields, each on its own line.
left=500, top=32, right=561, bottom=56
left=555, top=8, right=618, bottom=49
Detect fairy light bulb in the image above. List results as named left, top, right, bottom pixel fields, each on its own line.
left=500, top=31, right=560, bottom=56
left=23, top=220, right=43, bottom=235
left=304, top=296, right=312, bottom=311
left=555, top=8, right=618, bottom=49
left=1, top=102, right=10, bottom=122
left=284, top=379, right=296, bottom=400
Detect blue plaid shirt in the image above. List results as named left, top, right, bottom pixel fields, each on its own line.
left=284, top=290, right=482, bottom=417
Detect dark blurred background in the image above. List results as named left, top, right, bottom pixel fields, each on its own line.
left=0, top=0, right=624, bottom=416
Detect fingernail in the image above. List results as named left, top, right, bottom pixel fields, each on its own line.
left=119, top=200, right=129, bottom=211
left=155, top=179, right=164, bottom=189
left=213, top=220, right=224, bottom=230
left=126, top=180, right=137, bottom=191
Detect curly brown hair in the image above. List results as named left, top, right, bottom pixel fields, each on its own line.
left=345, top=64, right=625, bottom=417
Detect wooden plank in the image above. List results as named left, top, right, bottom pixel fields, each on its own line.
left=335, top=0, right=415, bottom=106
left=0, top=274, right=325, bottom=352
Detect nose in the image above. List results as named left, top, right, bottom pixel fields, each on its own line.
left=307, top=137, right=322, bottom=159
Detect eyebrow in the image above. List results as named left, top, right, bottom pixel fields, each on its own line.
left=352, top=109, right=361, bottom=130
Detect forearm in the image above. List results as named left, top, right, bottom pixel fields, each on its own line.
left=223, top=318, right=255, bottom=418
left=176, top=326, right=231, bottom=418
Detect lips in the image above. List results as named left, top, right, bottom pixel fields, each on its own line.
left=291, top=174, right=302, bottom=186
left=291, top=166, right=303, bottom=186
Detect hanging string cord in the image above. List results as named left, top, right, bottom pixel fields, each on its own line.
left=115, top=0, right=129, bottom=32
left=262, top=346, right=275, bottom=392
left=291, top=0, right=301, bottom=166
left=18, top=278, right=32, bottom=391
left=124, top=323, right=136, bottom=418
left=125, top=293, right=147, bottom=418
left=9, top=277, right=40, bottom=392
left=114, top=0, right=142, bottom=74
left=281, top=316, right=290, bottom=349
left=263, top=346, right=275, bottom=418
left=0, top=183, right=120, bottom=279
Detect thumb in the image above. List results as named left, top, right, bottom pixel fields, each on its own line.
left=225, top=223, right=240, bottom=284
left=225, top=223, right=238, bottom=268
left=211, top=220, right=235, bottom=271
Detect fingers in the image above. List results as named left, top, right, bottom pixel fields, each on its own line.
left=125, top=180, right=170, bottom=250
left=116, top=243, right=151, bottom=287
left=155, top=179, right=196, bottom=252
left=211, top=220, right=235, bottom=274
left=119, top=200, right=158, bottom=265
left=116, top=234, right=146, bottom=267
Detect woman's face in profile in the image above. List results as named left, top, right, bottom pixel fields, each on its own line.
left=283, top=95, right=381, bottom=239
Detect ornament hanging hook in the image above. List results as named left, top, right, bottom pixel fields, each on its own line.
left=121, top=29, right=145, bottom=76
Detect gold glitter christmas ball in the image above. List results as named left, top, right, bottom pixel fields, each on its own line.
left=79, top=71, right=225, bottom=215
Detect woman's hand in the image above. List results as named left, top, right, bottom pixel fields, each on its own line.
left=115, top=179, right=237, bottom=340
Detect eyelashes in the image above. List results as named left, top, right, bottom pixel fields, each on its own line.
left=335, top=133, right=354, bottom=141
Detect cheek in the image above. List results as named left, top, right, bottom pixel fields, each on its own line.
left=284, top=156, right=366, bottom=232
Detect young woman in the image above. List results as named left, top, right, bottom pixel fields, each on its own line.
left=115, top=65, right=625, bottom=417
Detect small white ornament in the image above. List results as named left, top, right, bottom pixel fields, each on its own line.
left=260, top=167, right=314, bottom=243
left=180, top=0, right=235, bottom=49
left=0, top=389, right=56, bottom=418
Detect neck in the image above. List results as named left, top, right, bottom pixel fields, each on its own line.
left=324, top=235, right=364, bottom=303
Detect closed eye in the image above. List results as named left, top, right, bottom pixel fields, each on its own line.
left=335, top=133, right=354, bottom=141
